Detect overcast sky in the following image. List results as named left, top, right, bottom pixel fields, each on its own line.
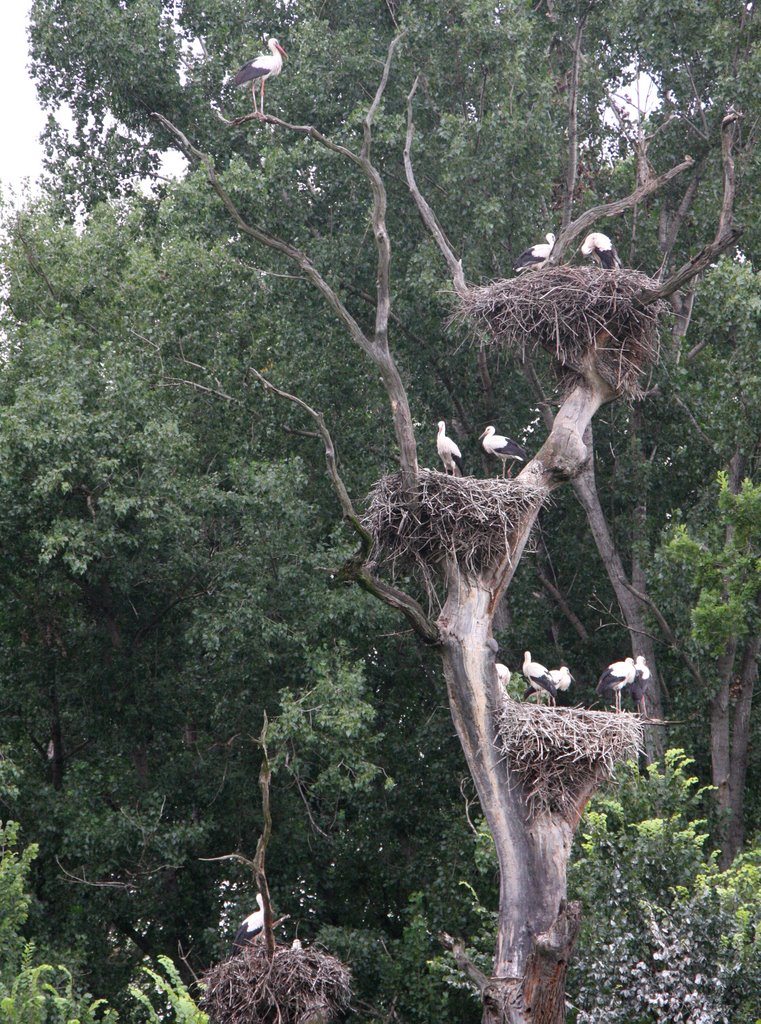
left=0, top=3, right=48, bottom=198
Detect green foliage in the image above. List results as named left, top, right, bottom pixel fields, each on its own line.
left=0, top=947, right=117, bottom=1024
left=664, top=474, right=761, bottom=655
left=0, top=822, right=38, bottom=988
left=569, top=751, right=761, bottom=1023
left=2, top=0, right=761, bottom=1020
left=129, top=957, right=206, bottom=1024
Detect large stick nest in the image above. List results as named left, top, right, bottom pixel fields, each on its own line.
left=496, top=696, right=643, bottom=821
left=202, top=944, right=352, bottom=1024
left=457, top=266, right=668, bottom=399
left=363, top=469, right=547, bottom=579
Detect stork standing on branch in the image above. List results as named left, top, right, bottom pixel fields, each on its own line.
left=513, top=232, right=556, bottom=273
left=437, top=420, right=464, bottom=477
left=596, top=657, right=636, bottom=712
left=233, top=38, right=288, bottom=116
left=581, top=231, right=622, bottom=269
left=480, top=426, right=527, bottom=478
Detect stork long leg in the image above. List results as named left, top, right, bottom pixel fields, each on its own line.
left=260, top=78, right=266, bottom=115
left=251, top=80, right=258, bottom=114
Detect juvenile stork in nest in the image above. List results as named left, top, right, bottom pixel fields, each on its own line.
left=513, top=232, right=556, bottom=273
left=233, top=38, right=288, bottom=116
left=597, top=657, right=636, bottom=712
left=230, top=894, right=264, bottom=955
left=480, top=425, right=527, bottom=478
left=436, top=421, right=464, bottom=476
left=630, top=655, right=651, bottom=715
left=548, top=665, right=574, bottom=705
left=522, top=651, right=557, bottom=704
left=581, top=232, right=621, bottom=270
left=496, top=663, right=511, bottom=688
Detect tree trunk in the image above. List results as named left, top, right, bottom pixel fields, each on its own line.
left=439, top=571, right=583, bottom=1023
left=571, top=431, right=665, bottom=758
left=433, top=372, right=614, bottom=1023
left=723, top=632, right=759, bottom=865
left=710, top=641, right=736, bottom=838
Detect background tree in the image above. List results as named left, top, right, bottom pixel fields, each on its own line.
left=0, top=0, right=758, bottom=1021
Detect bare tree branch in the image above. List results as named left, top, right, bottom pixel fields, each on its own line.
left=152, top=90, right=419, bottom=481
left=439, top=932, right=490, bottom=995
left=249, top=368, right=372, bottom=549
left=551, top=155, right=696, bottom=263
left=560, top=9, right=588, bottom=233
left=620, top=579, right=707, bottom=689
left=404, top=76, right=468, bottom=297
left=636, top=109, right=743, bottom=305
left=254, top=715, right=276, bottom=956
left=344, top=555, right=440, bottom=644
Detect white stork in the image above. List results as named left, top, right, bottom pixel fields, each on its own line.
left=581, top=232, right=621, bottom=270
left=630, top=655, right=651, bottom=715
left=233, top=38, right=288, bottom=116
left=596, top=657, right=635, bottom=712
left=437, top=421, right=464, bottom=477
left=513, top=232, right=555, bottom=274
left=230, top=893, right=264, bottom=955
left=522, top=651, right=557, bottom=704
left=496, top=663, right=511, bottom=688
left=480, top=426, right=527, bottom=478
left=548, top=665, right=574, bottom=706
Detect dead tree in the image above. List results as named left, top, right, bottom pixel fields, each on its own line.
left=153, top=33, right=741, bottom=1024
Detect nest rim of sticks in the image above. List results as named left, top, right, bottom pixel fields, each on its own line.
left=456, top=265, right=668, bottom=400
left=202, top=943, right=352, bottom=1024
left=362, top=469, right=548, bottom=583
left=496, top=695, right=643, bottom=821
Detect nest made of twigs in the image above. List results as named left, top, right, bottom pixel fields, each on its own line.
left=202, top=944, right=352, bottom=1024
left=496, top=696, right=643, bottom=821
left=362, top=469, right=547, bottom=581
left=456, top=266, right=668, bottom=399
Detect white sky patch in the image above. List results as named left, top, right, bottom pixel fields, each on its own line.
left=0, top=2, right=49, bottom=198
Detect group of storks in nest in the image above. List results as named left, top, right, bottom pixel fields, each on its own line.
left=498, top=652, right=651, bottom=717
left=436, top=230, right=622, bottom=480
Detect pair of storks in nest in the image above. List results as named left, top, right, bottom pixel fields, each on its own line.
left=514, top=230, right=621, bottom=273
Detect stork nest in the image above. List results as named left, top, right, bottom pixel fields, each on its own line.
left=362, top=469, right=547, bottom=580
left=496, top=696, right=643, bottom=821
left=456, top=266, right=668, bottom=399
left=202, top=944, right=352, bottom=1024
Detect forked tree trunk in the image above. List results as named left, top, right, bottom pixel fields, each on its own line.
left=435, top=370, right=614, bottom=1024
left=440, top=575, right=582, bottom=1023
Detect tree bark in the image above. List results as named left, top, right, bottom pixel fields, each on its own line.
left=724, top=632, right=759, bottom=865
left=570, top=428, right=666, bottom=756
left=433, top=369, right=612, bottom=1023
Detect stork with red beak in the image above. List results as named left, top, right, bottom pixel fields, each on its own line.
left=233, top=38, right=288, bottom=116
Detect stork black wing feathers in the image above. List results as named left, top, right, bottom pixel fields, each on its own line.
left=230, top=921, right=262, bottom=955
left=494, top=439, right=527, bottom=461
left=233, top=62, right=269, bottom=86
left=596, top=668, right=625, bottom=694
